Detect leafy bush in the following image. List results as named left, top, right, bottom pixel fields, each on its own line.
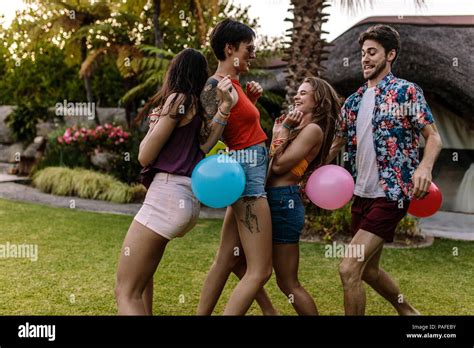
left=106, top=130, right=143, bottom=184
left=6, top=104, right=48, bottom=143
left=32, top=167, right=146, bottom=203
left=0, top=43, right=86, bottom=107
left=394, top=215, right=423, bottom=245
left=304, top=203, right=352, bottom=243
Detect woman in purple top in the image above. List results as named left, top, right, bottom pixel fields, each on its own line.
left=115, top=48, right=235, bottom=315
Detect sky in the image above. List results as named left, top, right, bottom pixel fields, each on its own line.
left=233, top=0, right=474, bottom=41
left=1, top=0, right=473, bottom=41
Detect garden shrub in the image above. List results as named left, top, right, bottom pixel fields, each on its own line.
left=6, top=104, right=48, bottom=143
left=32, top=167, right=146, bottom=203
left=304, top=203, right=352, bottom=242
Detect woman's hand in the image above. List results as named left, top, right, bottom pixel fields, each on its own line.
left=282, top=110, right=304, bottom=129
left=246, top=81, right=263, bottom=104
left=272, top=114, right=286, bottom=136
left=148, top=116, right=159, bottom=131
left=147, top=106, right=161, bottom=131
left=216, top=75, right=234, bottom=113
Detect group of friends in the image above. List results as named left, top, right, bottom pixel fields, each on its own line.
left=114, top=18, right=443, bottom=316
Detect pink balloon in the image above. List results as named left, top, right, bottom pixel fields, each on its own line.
left=306, top=165, right=355, bottom=210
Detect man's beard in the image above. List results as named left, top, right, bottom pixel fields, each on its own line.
left=365, top=59, right=387, bottom=81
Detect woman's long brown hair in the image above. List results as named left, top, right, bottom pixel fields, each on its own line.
left=134, top=48, right=209, bottom=138
left=273, top=77, right=342, bottom=182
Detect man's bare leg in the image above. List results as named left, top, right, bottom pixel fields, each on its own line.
left=338, top=229, right=385, bottom=315
left=362, top=246, right=420, bottom=315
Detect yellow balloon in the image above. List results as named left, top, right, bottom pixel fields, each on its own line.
left=206, top=140, right=228, bottom=157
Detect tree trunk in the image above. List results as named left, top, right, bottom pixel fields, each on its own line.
left=81, top=38, right=100, bottom=125
left=192, top=0, right=207, bottom=47
left=123, top=77, right=136, bottom=129
left=283, top=0, right=331, bottom=107
left=152, top=0, right=163, bottom=49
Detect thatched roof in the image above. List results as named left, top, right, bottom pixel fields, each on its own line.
left=322, top=15, right=474, bottom=121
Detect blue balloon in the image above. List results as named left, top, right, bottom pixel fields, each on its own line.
left=191, top=154, right=246, bottom=208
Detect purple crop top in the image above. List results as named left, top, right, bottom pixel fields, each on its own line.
left=150, top=114, right=204, bottom=177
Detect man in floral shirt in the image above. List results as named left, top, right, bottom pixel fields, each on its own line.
left=328, top=25, right=443, bottom=315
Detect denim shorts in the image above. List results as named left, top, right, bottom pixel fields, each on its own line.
left=267, top=185, right=305, bottom=244
left=229, top=144, right=268, bottom=198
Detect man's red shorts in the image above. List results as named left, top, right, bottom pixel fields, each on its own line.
left=350, top=196, right=410, bottom=242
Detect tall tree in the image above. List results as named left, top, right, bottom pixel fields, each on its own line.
left=283, top=0, right=330, bottom=106
left=23, top=0, right=113, bottom=124
left=152, top=0, right=163, bottom=48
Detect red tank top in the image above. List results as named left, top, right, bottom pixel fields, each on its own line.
left=222, top=79, right=267, bottom=150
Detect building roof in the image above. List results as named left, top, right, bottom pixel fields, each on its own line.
left=354, top=15, right=474, bottom=28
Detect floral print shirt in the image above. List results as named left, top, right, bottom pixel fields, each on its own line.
left=336, top=72, right=434, bottom=201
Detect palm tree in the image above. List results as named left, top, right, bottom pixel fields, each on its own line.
left=283, top=0, right=331, bottom=105
left=83, top=0, right=220, bottom=128
left=152, top=0, right=163, bottom=48
left=24, top=0, right=113, bottom=124
left=119, top=45, right=174, bottom=112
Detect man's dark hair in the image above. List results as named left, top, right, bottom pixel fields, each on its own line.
left=358, top=24, right=401, bottom=66
left=210, top=18, right=255, bottom=61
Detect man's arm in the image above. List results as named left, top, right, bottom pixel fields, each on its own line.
left=412, top=123, right=443, bottom=199
left=326, top=100, right=348, bottom=164
left=326, top=135, right=346, bottom=164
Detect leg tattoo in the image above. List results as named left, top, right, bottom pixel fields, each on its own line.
left=240, top=198, right=260, bottom=233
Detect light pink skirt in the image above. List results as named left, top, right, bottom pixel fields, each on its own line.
left=134, top=173, right=200, bottom=240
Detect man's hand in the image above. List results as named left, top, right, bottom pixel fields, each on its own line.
left=412, top=165, right=432, bottom=199
left=246, top=81, right=263, bottom=104
left=412, top=123, right=442, bottom=199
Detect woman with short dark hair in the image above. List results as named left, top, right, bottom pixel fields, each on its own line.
left=196, top=19, right=277, bottom=316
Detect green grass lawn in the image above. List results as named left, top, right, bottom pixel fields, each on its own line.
left=0, top=198, right=473, bottom=315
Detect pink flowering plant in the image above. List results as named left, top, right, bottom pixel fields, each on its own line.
left=56, top=123, right=130, bottom=152
left=38, top=123, right=143, bottom=184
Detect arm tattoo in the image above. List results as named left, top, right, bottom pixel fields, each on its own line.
left=239, top=198, right=261, bottom=233
left=200, top=78, right=219, bottom=120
